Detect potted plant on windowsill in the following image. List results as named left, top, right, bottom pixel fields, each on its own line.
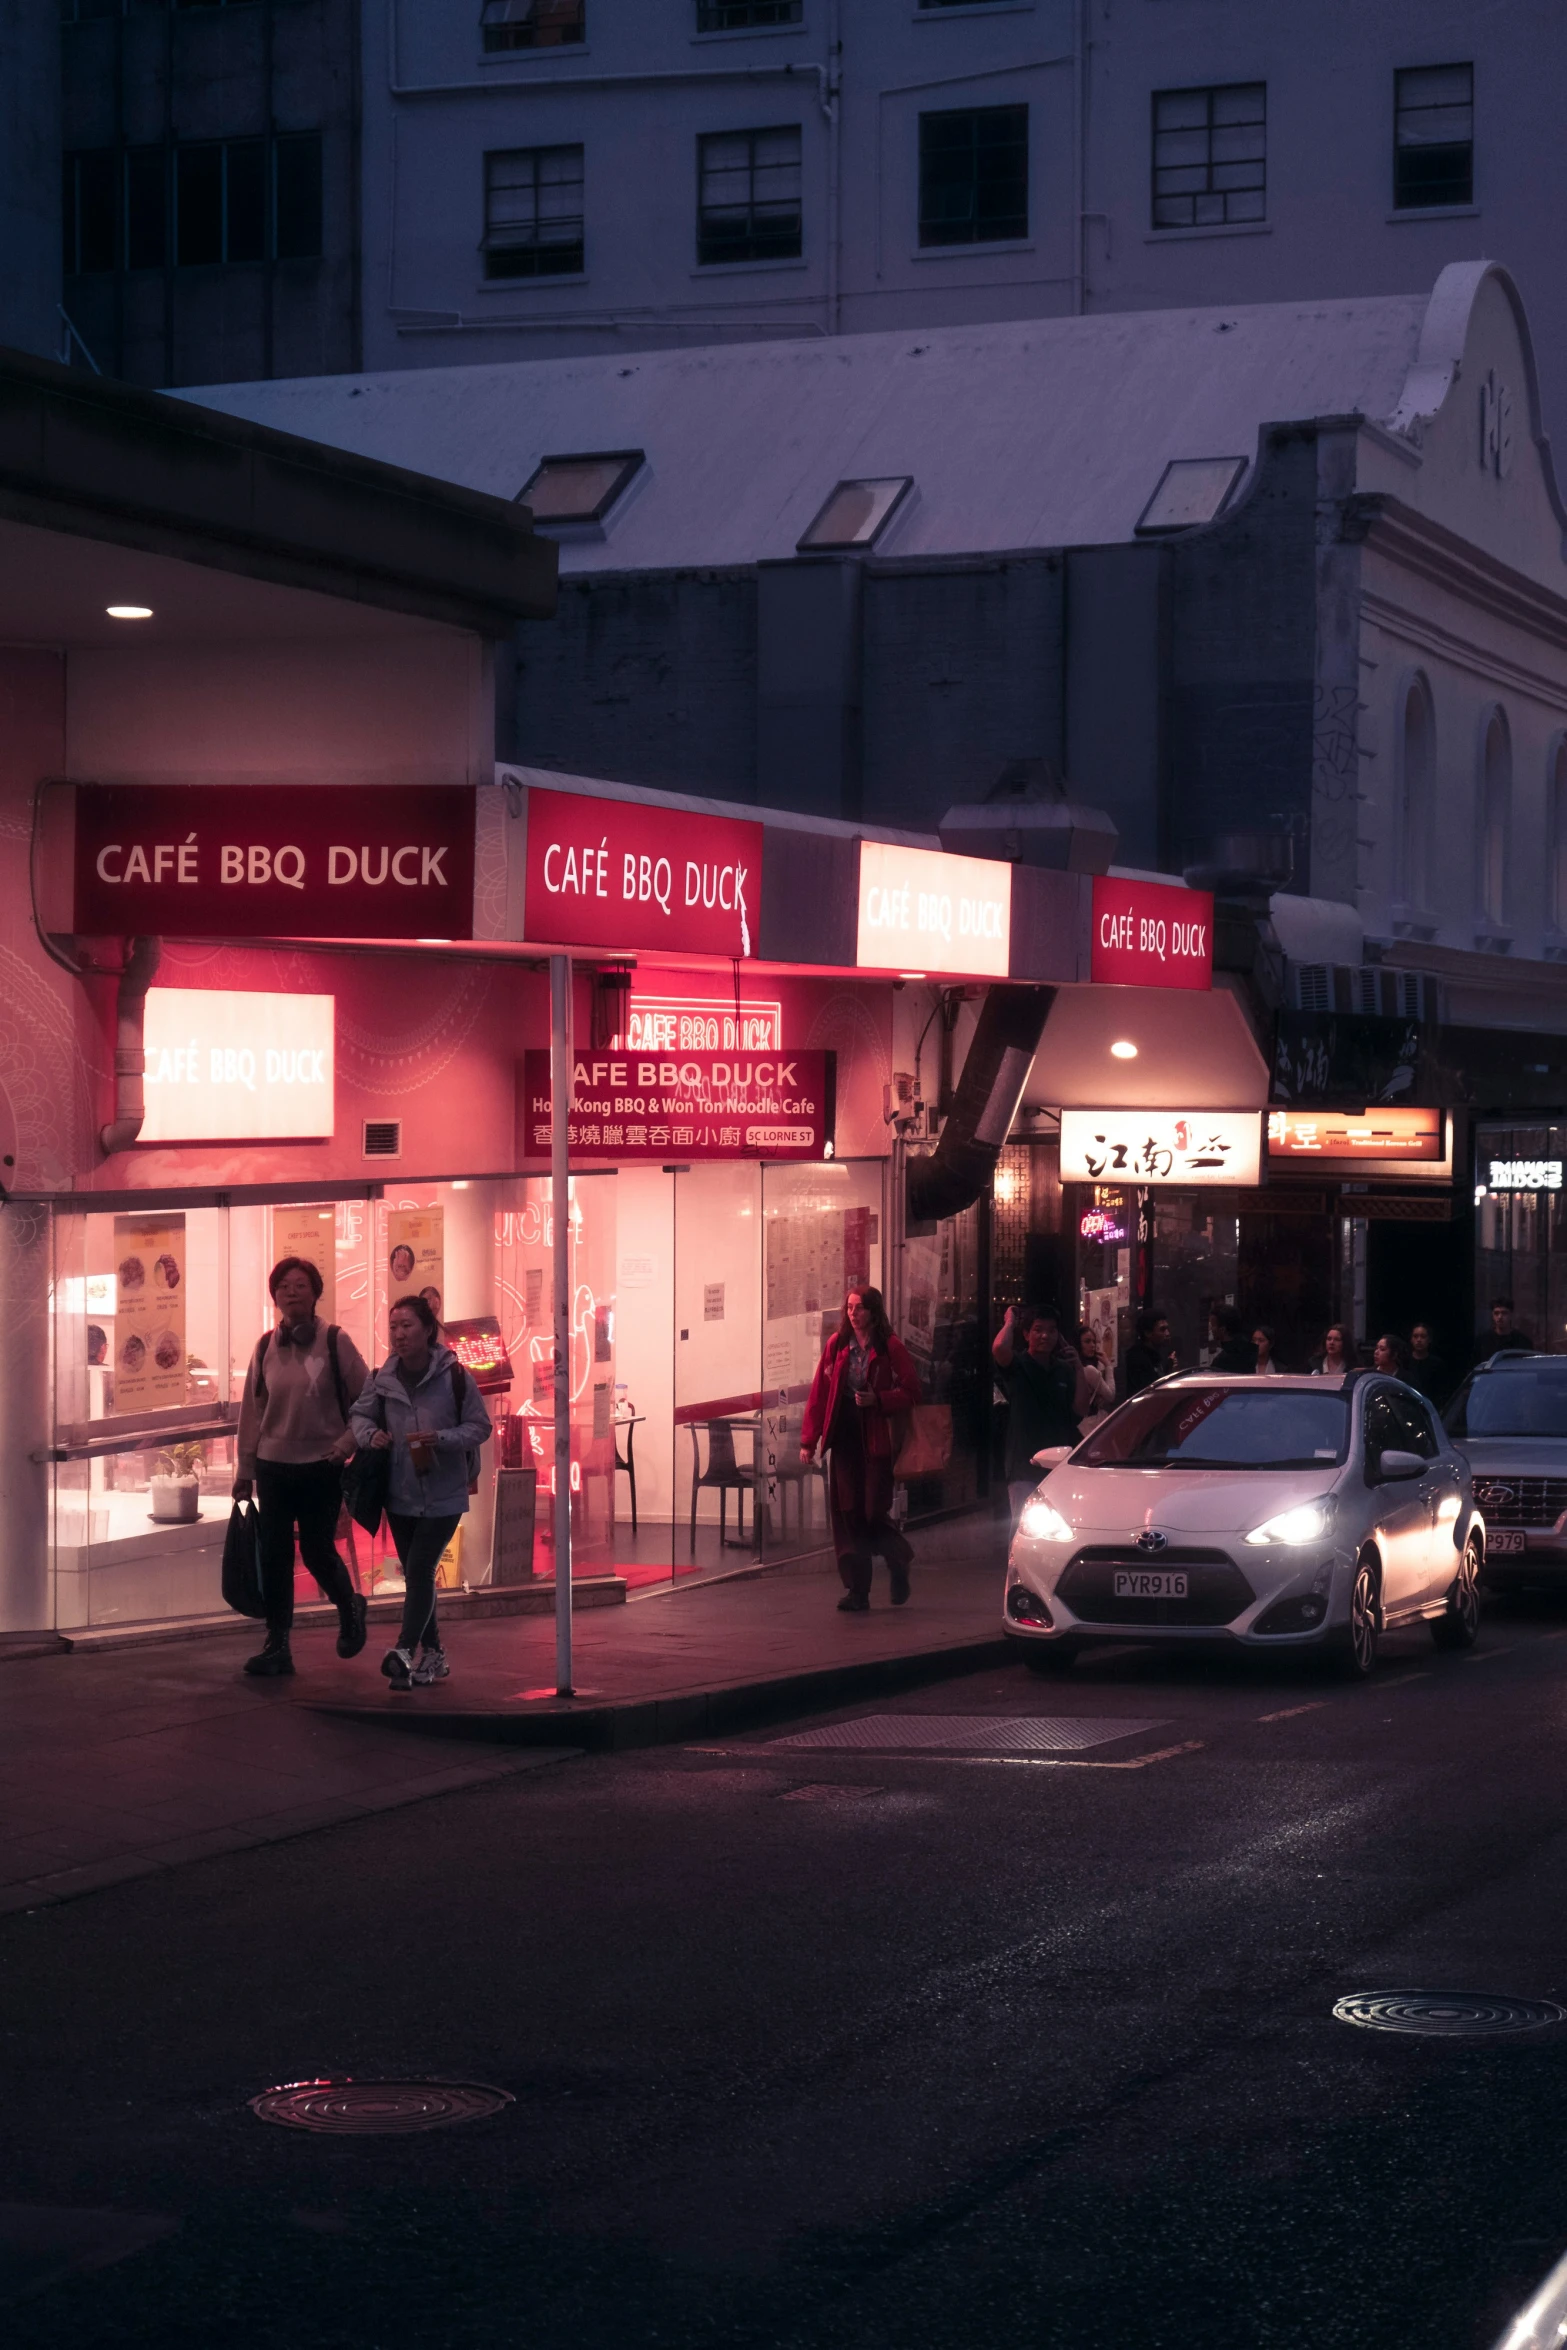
left=150, top=1441, right=205, bottom=1524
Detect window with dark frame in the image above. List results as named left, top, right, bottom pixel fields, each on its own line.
left=484, top=145, right=585, bottom=277
left=918, top=105, right=1028, bottom=247
left=697, top=2, right=801, bottom=27
left=480, top=0, right=585, bottom=49
left=1394, top=63, right=1473, bottom=209
left=697, top=126, right=802, bottom=265
left=65, top=132, right=321, bottom=272
left=1151, top=82, right=1265, bottom=229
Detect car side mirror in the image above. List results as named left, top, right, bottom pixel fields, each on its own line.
left=1031, top=1445, right=1074, bottom=1470
left=1376, top=1448, right=1425, bottom=1481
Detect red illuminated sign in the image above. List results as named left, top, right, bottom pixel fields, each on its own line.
left=72, top=784, right=476, bottom=939
left=441, top=1315, right=514, bottom=1394
left=1267, top=1108, right=1443, bottom=1163
left=1091, top=875, right=1212, bottom=991
left=523, top=1050, right=832, bottom=1161
left=523, top=787, right=762, bottom=958
left=625, top=995, right=783, bottom=1051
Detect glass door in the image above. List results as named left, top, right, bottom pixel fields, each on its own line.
left=672, top=1163, right=764, bottom=1579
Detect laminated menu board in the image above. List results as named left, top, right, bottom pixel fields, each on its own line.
left=272, top=1204, right=337, bottom=1324
left=387, top=1207, right=444, bottom=1322
left=113, top=1214, right=186, bottom=1413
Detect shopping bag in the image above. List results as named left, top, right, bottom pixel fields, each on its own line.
left=220, top=1499, right=267, bottom=1619
left=892, top=1403, right=953, bottom=1481
left=341, top=1445, right=391, bottom=1537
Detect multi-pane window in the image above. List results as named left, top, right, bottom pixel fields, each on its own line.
left=1394, top=64, right=1473, bottom=208
left=64, top=134, right=321, bottom=272
left=480, top=0, right=585, bottom=50
left=697, top=127, right=802, bottom=265
left=483, top=146, right=585, bottom=277
left=697, top=3, right=801, bottom=26
left=1151, top=82, right=1265, bottom=228
left=918, top=105, right=1028, bottom=246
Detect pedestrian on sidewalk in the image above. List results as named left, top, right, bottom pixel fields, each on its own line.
left=1124, top=1310, right=1176, bottom=1397
left=800, top=1286, right=919, bottom=1613
left=992, top=1304, right=1086, bottom=1522
left=1405, top=1322, right=1450, bottom=1405
left=234, top=1256, right=371, bottom=1680
left=1373, top=1331, right=1411, bottom=1377
left=1474, top=1296, right=1534, bottom=1364
left=352, top=1293, right=493, bottom=1688
left=1208, top=1305, right=1259, bottom=1374
left=1075, top=1321, right=1118, bottom=1425
left=1253, top=1324, right=1284, bottom=1375
left=1312, top=1324, right=1353, bottom=1377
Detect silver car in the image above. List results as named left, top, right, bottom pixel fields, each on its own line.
left=1443, top=1351, right=1567, bottom=1591
left=1004, top=1371, right=1483, bottom=1678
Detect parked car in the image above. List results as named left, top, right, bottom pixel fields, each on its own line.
left=1444, top=1350, right=1567, bottom=1591
left=1004, top=1372, right=1482, bottom=1678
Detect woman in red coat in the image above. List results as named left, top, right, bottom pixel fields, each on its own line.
left=800, top=1286, right=920, bottom=1612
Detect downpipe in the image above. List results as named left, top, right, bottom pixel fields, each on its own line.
left=907, top=985, right=1055, bottom=1225
left=99, top=936, right=161, bottom=1157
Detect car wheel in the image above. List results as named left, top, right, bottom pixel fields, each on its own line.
left=1337, top=1554, right=1380, bottom=1679
left=1021, top=1641, right=1077, bottom=1675
left=1431, top=1537, right=1482, bottom=1651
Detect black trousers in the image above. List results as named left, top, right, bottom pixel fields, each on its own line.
left=827, top=1411, right=913, bottom=1600
left=387, top=1512, right=461, bottom=1654
left=255, top=1457, right=356, bottom=1634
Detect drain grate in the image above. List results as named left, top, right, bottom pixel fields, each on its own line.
left=1332, top=1991, right=1567, bottom=2038
left=249, top=2080, right=514, bottom=2134
left=768, top=1714, right=1164, bottom=1754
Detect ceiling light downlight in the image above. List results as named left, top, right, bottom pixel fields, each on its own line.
left=106, top=604, right=153, bottom=620
left=1110, top=1039, right=1138, bottom=1060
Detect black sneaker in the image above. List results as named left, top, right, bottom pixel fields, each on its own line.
left=244, top=1632, right=295, bottom=1678
left=381, top=1645, right=416, bottom=1689
left=336, top=1591, right=369, bottom=1659
left=837, top=1593, right=870, bottom=1613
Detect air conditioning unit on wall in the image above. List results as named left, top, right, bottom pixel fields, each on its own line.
left=1287, top=964, right=1437, bottom=1022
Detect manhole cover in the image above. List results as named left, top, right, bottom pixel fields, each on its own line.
left=769, top=1714, right=1163, bottom=1754
left=249, top=2080, right=514, bottom=2134
left=1332, top=1991, right=1567, bottom=2038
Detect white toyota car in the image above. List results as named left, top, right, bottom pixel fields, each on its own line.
left=1004, top=1371, right=1483, bottom=1678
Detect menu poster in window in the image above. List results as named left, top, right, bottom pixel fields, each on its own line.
left=388, top=1209, right=444, bottom=1323
left=271, top=1205, right=336, bottom=1325
left=113, top=1214, right=186, bottom=1412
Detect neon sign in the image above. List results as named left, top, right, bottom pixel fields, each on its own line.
left=624, top=995, right=782, bottom=1052
left=1079, top=1210, right=1128, bottom=1244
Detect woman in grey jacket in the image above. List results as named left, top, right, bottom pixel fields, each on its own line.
left=351, top=1292, right=492, bottom=1689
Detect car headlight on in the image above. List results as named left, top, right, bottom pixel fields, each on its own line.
left=1245, top=1501, right=1334, bottom=1548
left=1018, top=1496, right=1075, bottom=1543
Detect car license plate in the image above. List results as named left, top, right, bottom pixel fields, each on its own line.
left=1114, top=1570, right=1189, bottom=1598
left=1488, top=1528, right=1527, bottom=1555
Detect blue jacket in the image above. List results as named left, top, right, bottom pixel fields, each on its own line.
left=350, top=1342, right=493, bottom=1519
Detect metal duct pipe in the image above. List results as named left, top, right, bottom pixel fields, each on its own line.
left=99, top=936, right=161, bottom=1157
left=907, top=985, right=1055, bottom=1226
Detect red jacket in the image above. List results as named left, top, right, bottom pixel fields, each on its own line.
left=801, top=1330, right=921, bottom=1460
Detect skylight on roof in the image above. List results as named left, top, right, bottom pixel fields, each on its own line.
left=516, top=450, right=645, bottom=527
left=1134, top=456, right=1248, bottom=536
left=797, top=476, right=914, bottom=552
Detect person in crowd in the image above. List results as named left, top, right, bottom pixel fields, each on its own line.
left=1372, top=1332, right=1411, bottom=1377
left=1075, top=1322, right=1118, bottom=1423
left=991, top=1304, right=1087, bottom=1523
left=1209, top=1305, right=1259, bottom=1375
left=1404, top=1322, right=1449, bottom=1405
left=800, top=1286, right=920, bottom=1613
left=234, top=1256, right=370, bottom=1680
left=353, top=1292, right=493, bottom=1688
left=1475, top=1297, right=1534, bottom=1363
left=1124, top=1310, right=1176, bottom=1397
left=1313, top=1324, right=1353, bottom=1377
left=1253, top=1324, right=1284, bottom=1375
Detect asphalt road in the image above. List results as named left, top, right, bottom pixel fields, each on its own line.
left=8, top=1595, right=1567, bottom=2350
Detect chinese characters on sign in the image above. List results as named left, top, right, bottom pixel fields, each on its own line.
left=140, top=989, right=335, bottom=1142
left=1059, top=1110, right=1261, bottom=1187
left=855, top=840, right=1011, bottom=978
left=522, top=786, right=762, bottom=958
left=522, top=1050, right=833, bottom=1162
left=71, top=785, right=476, bottom=939
left=1267, top=1107, right=1444, bottom=1164
left=1090, top=876, right=1213, bottom=991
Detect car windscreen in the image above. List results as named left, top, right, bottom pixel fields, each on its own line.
left=1444, top=1367, right=1567, bottom=1439
left=1077, top=1385, right=1350, bottom=1471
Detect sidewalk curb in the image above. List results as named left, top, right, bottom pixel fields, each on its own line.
left=303, top=1631, right=1018, bottom=1752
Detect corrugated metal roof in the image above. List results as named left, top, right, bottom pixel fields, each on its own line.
left=180, top=292, right=1434, bottom=572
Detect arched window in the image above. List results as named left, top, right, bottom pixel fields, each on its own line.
left=1478, top=706, right=1512, bottom=928
left=1551, top=736, right=1567, bottom=932
left=1397, top=672, right=1434, bottom=908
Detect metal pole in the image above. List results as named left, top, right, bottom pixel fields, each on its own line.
left=550, top=953, right=574, bottom=1695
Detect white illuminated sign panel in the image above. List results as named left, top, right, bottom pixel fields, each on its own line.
left=1488, top=1159, right=1563, bottom=1193
left=140, top=988, right=335, bottom=1142
left=1060, top=1109, right=1262, bottom=1187
left=856, top=840, right=1011, bottom=978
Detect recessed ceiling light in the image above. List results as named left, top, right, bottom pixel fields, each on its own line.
left=1110, top=1039, right=1138, bottom=1060
left=106, top=604, right=153, bottom=620
left=898, top=972, right=927, bottom=981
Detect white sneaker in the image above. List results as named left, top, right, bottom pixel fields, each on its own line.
left=411, top=1647, right=449, bottom=1686
left=381, top=1645, right=416, bottom=1689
